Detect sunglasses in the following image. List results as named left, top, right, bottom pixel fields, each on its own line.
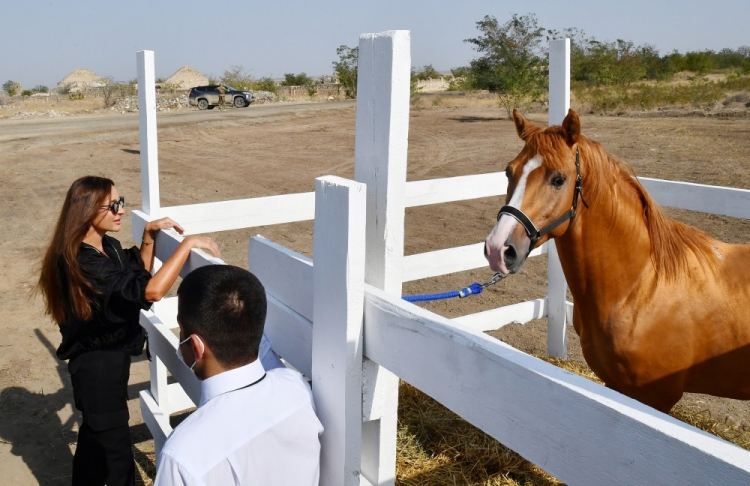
left=100, top=196, right=125, bottom=214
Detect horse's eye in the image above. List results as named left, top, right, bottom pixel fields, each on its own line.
left=551, top=175, right=566, bottom=188
left=505, top=166, right=512, bottom=179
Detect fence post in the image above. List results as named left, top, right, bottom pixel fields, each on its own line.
left=311, top=176, right=367, bottom=486
left=547, top=39, right=571, bottom=358
left=137, top=50, right=160, bottom=219
left=354, top=30, right=411, bottom=485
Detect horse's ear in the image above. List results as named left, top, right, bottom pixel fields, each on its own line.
left=512, top=108, right=538, bottom=141
left=561, top=109, right=581, bottom=147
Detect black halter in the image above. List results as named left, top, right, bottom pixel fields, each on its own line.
left=496, top=147, right=589, bottom=253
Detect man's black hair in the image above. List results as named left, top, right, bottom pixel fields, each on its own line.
left=177, top=265, right=267, bottom=367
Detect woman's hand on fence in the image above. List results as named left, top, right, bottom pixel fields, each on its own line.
left=184, top=235, right=221, bottom=258
left=145, top=217, right=185, bottom=236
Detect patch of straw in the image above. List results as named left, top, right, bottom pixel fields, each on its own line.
left=397, top=382, right=563, bottom=485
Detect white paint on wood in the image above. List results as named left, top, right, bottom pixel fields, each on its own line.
left=566, top=300, right=574, bottom=327
left=548, top=39, right=571, bottom=126
left=148, top=352, right=169, bottom=413
left=165, top=382, right=196, bottom=415
left=452, top=298, right=548, bottom=331
left=311, top=176, right=367, bottom=486
left=149, top=192, right=315, bottom=235
left=405, top=172, right=507, bottom=207
left=265, top=293, right=313, bottom=379
left=137, top=51, right=160, bottom=217
left=363, top=287, right=750, bottom=486
left=249, top=236, right=313, bottom=321
left=140, top=311, right=201, bottom=405
left=546, top=241, right=568, bottom=358
left=151, top=296, right=178, bottom=329
left=546, top=39, right=571, bottom=359
left=354, top=30, right=411, bottom=486
left=140, top=389, right=170, bottom=462
left=641, top=177, right=750, bottom=219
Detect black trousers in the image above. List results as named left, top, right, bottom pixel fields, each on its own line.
left=68, top=350, right=135, bottom=486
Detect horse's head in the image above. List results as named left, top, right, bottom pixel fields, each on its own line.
left=485, top=108, right=585, bottom=275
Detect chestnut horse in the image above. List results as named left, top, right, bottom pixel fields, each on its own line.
left=485, top=108, right=750, bottom=412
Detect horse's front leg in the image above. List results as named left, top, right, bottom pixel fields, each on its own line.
left=604, top=381, right=683, bottom=414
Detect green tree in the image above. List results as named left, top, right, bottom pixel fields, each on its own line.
left=221, top=65, right=254, bottom=90
left=252, top=77, right=278, bottom=94
left=281, top=73, right=314, bottom=87
left=281, top=73, right=317, bottom=96
left=447, top=66, right=472, bottom=91
left=3, top=80, right=19, bottom=96
left=464, top=14, right=549, bottom=116
left=684, top=51, right=714, bottom=75
left=414, top=64, right=442, bottom=81
left=333, top=45, right=358, bottom=98
left=32, top=85, right=49, bottom=93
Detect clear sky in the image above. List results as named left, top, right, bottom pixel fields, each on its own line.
left=2, top=0, right=749, bottom=90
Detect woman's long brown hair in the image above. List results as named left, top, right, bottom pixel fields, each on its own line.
left=38, top=176, right=114, bottom=325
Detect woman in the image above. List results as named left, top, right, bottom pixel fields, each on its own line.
left=37, top=176, right=220, bottom=486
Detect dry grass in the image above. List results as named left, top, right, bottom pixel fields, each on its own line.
left=572, top=75, right=750, bottom=113
left=395, top=355, right=750, bottom=486
left=411, top=92, right=499, bottom=111
left=397, top=382, right=562, bottom=486
left=134, top=441, right=157, bottom=485
left=0, top=97, right=105, bottom=115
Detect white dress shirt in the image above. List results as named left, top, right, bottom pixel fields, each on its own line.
left=155, top=359, right=323, bottom=486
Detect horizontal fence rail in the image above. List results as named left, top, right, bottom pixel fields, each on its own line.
left=131, top=172, right=508, bottom=236
left=362, top=287, right=750, bottom=485
left=641, top=177, right=750, bottom=219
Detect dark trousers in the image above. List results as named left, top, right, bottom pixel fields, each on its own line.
left=68, top=350, right=135, bottom=486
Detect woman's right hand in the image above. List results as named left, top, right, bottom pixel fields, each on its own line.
left=183, top=235, right=221, bottom=258
left=145, top=235, right=222, bottom=302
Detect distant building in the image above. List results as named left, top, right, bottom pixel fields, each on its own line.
left=164, top=66, right=209, bottom=89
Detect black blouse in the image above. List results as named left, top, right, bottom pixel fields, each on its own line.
left=56, top=235, right=153, bottom=361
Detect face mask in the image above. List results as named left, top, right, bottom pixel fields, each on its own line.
left=176, top=334, right=204, bottom=371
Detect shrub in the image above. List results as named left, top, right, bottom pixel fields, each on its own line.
left=32, top=85, right=49, bottom=93
left=69, top=92, right=85, bottom=101
left=58, top=83, right=73, bottom=95
left=101, top=77, right=131, bottom=107
left=3, top=80, right=19, bottom=96
left=21, top=90, right=32, bottom=97
left=252, top=77, right=278, bottom=95
left=414, top=64, right=442, bottom=81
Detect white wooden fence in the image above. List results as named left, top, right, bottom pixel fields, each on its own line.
left=134, top=34, right=750, bottom=486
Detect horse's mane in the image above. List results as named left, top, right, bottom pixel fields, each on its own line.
left=531, top=127, right=716, bottom=281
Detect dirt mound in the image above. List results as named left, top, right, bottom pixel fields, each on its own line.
left=57, top=68, right=106, bottom=91
left=164, top=66, right=208, bottom=89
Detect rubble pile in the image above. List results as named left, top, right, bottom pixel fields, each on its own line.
left=253, top=91, right=278, bottom=103
left=112, top=94, right=190, bottom=113
left=6, top=109, right=69, bottom=119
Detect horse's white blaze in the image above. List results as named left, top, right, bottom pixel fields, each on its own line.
left=485, top=156, right=543, bottom=274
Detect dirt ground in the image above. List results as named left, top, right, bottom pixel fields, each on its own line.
left=1, top=96, right=749, bottom=484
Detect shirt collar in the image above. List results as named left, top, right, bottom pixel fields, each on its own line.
left=199, top=359, right=266, bottom=407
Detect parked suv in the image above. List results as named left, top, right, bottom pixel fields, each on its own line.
left=188, top=85, right=255, bottom=109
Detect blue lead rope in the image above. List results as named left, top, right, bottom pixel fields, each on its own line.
left=402, top=273, right=505, bottom=302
